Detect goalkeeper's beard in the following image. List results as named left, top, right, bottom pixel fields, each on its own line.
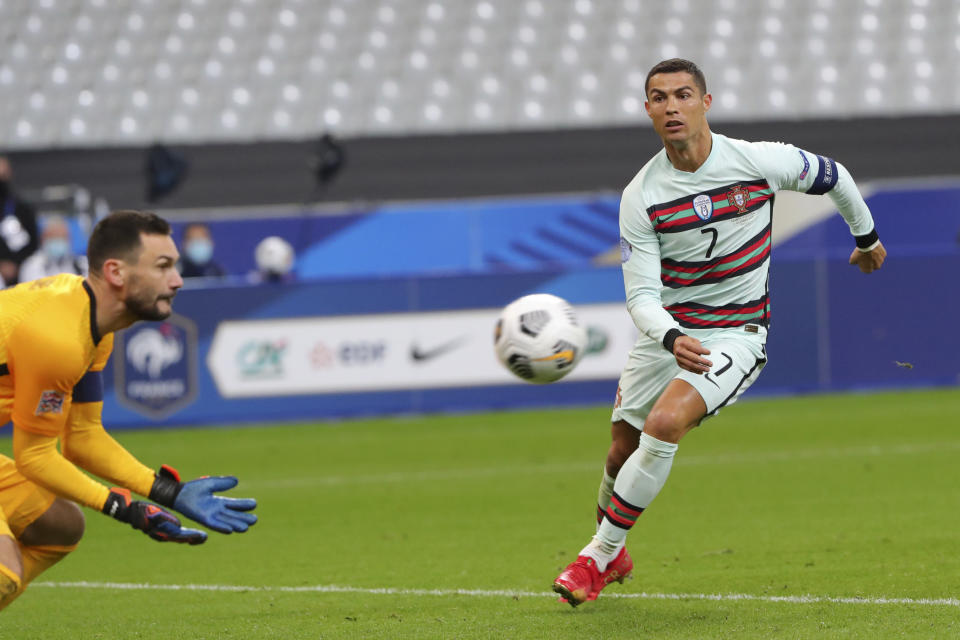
left=124, top=277, right=175, bottom=321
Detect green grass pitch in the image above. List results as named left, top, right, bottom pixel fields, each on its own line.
left=2, top=387, right=958, bottom=638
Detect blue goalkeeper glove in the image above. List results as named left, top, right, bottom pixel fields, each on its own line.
left=149, top=465, right=258, bottom=534
left=102, top=488, right=207, bottom=544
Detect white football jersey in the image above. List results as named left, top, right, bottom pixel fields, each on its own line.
left=619, top=131, right=876, bottom=345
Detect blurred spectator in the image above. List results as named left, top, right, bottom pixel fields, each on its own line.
left=251, top=236, right=295, bottom=283
left=19, top=215, right=88, bottom=282
left=145, top=143, right=189, bottom=202
left=0, top=156, right=40, bottom=286
left=310, top=133, right=346, bottom=196
left=179, top=222, right=226, bottom=278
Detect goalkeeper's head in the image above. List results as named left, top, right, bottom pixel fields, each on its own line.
left=87, top=209, right=183, bottom=322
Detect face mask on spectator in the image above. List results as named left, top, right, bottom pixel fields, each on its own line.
left=185, top=239, right=213, bottom=265
left=43, top=238, right=70, bottom=260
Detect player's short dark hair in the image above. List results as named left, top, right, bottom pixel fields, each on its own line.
left=87, top=210, right=171, bottom=275
left=645, top=58, right=707, bottom=97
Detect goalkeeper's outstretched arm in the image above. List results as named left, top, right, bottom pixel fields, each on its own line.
left=61, top=381, right=258, bottom=534
left=14, top=426, right=205, bottom=544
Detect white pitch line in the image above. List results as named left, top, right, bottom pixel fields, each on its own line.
left=33, top=581, right=960, bottom=608
left=248, top=440, right=960, bottom=489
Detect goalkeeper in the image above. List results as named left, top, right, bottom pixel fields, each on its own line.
left=0, top=210, right=257, bottom=611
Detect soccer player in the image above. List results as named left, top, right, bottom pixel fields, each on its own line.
left=0, top=210, right=258, bottom=611
left=552, top=59, right=886, bottom=606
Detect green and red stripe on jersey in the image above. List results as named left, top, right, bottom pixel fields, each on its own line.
left=661, top=224, right=771, bottom=288
left=665, top=295, right=770, bottom=329
left=604, top=491, right=645, bottom=530
left=646, top=179, right=773, bottom=233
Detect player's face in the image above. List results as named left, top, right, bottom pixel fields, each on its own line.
left=645, top=72, right=712, bottom=145
left=123, top=233, right=183, bottom=321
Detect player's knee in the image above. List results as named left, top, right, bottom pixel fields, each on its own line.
left=24, top=499, right=86, bottom=547
left=643, top=408, right=687, bottom=443
left=58, top=502, right=86, bottom=546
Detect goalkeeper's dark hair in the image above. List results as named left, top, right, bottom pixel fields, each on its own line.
left=645, top=58, right=707, bottom=98
left=87, top=210, right=172, bottom=275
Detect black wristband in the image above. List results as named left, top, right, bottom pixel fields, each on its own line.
left=855, top=228, right=880, bottom=250
left=102, top=488, right=132, bottom=521
left=662, top=328, right=685, bottom=354
left=149, top=466, right=183, bottom=507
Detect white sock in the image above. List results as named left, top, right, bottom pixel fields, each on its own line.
left=596, top=468, right=616, bottom=531
left=581, top=432, right=678, bottom=571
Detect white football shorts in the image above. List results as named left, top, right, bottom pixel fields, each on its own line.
left=611, top=325, right=768, bottom=430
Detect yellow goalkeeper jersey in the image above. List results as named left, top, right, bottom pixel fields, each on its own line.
left=0, top=273, right=113, bottom=435
left=0, top=274, right=155, bottom=511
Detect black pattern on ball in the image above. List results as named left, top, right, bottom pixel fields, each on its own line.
left=507, top=353, right=535, bottom=379
left=519, top=310, right=550, bottom=337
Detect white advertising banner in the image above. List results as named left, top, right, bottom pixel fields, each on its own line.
left=207, top=303, right=638, bottom=397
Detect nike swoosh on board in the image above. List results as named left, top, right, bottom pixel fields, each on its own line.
left=410, top=336, right=469, bottom=362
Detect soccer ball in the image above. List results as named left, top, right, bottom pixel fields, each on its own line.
left=494, top=294, right=588, bottom=384
left=255, top=236, right=295, bottom=276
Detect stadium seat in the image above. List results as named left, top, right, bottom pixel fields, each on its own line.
left=2, top=0, right=959, bottom=149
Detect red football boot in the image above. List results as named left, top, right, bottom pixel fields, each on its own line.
left=552, top=555, right=601, bottom=607
left=586, top=546, right=633, bottom=601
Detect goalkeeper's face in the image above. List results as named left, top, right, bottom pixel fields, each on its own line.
left=123, top=233, right=184, bottom=321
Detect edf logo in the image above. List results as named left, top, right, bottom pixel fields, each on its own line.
left=115, top=313, right=198, bottom=419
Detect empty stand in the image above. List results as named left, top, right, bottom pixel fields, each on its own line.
left=2, top=0, right=958, bottom=149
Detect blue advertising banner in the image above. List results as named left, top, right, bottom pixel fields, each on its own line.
left=96, top=181, right=958, bottom=428
left=100, top=252, right=959, bottom=429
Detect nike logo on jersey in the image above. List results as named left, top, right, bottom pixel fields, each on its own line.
left=410, top=336, right=468, bottom=362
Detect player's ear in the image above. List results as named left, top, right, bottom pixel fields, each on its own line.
left=644, top=99, right=652, bottom=118
left=702, top=92, right=712, bottom=112
left=101, top=257, right=126, bottom=287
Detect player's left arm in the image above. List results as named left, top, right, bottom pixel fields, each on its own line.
left=823, top=162, right=886, bottom=273
left=752, top=142, right=886, bottom=274
left=61, top=371, right=258, bottom=534
left=59, top=336, right=162, bottom=496
left=59, top=372, right=157, bottom=497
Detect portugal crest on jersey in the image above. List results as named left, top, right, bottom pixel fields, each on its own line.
left=727, top=185, right=751, bottom=213
left=692, top=194, right=713, bottom=220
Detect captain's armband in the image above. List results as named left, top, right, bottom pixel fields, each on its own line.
left=72, top=370, right=104, bottom=403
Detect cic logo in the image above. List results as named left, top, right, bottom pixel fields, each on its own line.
left=237, top=339, right=288, bottom=379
